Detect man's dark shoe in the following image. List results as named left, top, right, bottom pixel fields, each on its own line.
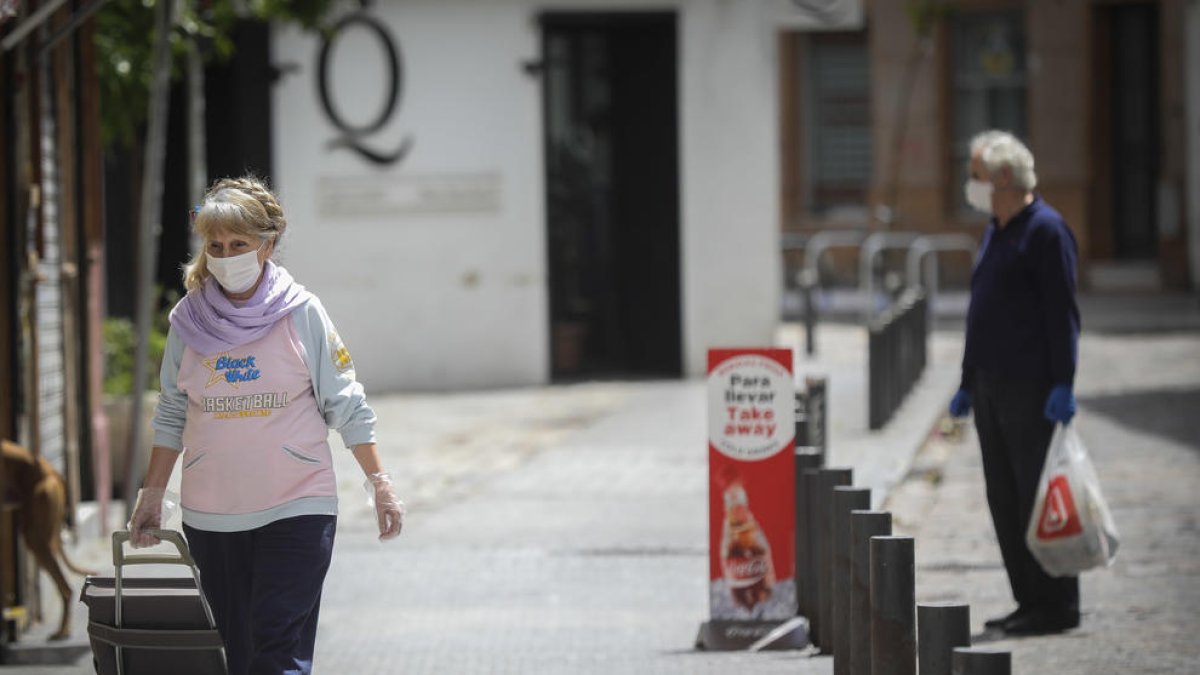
left=1002, top=607, right=1080, bottom=635
left=984, top=606, right=1030, bottom=629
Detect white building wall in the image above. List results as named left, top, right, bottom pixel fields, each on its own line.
left=679, top=2, right=781, bottom=376
left=273, top=0, right=837, bottom=391
left=274, top=1, right=548, bottom=392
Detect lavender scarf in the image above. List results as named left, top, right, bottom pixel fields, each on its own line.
left=169, top=260, right=314, bottom=355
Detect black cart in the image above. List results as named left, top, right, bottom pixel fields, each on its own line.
left=81, top=529, right=226, bottom=675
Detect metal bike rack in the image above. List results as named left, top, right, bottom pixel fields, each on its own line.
left=794, top=230, right=868, bottom=355
left=802, top=230, right=869, bottom=279
left=859, top=232, right=920, bottom=322
left=905, top=234, right=978, bottom=327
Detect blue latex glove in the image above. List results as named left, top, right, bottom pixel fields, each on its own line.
left=948, top=388, right=972, bottom=418
left=1044, top=385, right=1076, bottom=424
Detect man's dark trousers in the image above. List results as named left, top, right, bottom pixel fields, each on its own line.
left=971, top=369, right=1079, bottom=612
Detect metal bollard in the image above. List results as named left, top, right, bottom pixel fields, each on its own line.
left=795, top=390, right=810, bottom=447
left=870, top=535, right=915, bottom=675
left=800, top=268, right=818, bottom=356
left=890, top=305, right=902, bottom=417
left=867, top=292, right=928, bottom=431
left=918, top=603, right=970, bottom=675
left=831, top=487, right=871, bottom=675
left=915, top=293, right=927, bottom=374
left=900, top=311, right=908, bottom=394
left=794, top=448, right=824, bottom=618
left=814, top=467, right=853, bottom=651
left=805, top=376, right=828, bottom=455
left=849, top=511, right=891, bottom=675
left=951, top=647, right=1011, bottom=675
left=889, top=307, right=899, bottom=422
left=868, top=319, right=883, bottom=430
left=800, top=469, right=822, bottom=627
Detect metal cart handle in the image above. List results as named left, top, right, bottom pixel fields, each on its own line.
left=111, top=529, right=217, bottom=629
left=109, top=529, right=224, bottom=675
left=112, top=528, right=197, bottom=569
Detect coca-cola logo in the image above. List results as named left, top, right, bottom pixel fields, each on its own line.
left=725, top=556, right=769, bottom=583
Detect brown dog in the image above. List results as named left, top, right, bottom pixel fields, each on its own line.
left=2, top=439, right=95, bottom=640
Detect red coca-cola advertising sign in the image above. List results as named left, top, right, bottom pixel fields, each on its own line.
left=707, top=349, right=796, bottom=621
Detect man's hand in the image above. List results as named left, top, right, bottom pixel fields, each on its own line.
left=1044, top=385, right=1076, bottom=424
left=949, top=388, right=972, bottom=418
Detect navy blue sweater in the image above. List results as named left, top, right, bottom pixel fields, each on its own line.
left=962, top=197, right=1080, bottom=390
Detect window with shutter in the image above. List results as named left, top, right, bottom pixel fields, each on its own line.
left=804, top=31, right=872, bottom=218
left=950, top=10, right=1028, bottom=217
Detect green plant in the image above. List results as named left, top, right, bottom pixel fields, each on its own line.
left=102, top=289, right=177, bottom=396
left=96, top=0, right=339, bottom=149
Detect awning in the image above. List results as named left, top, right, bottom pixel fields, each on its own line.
left=770, top=0, right=864, bottom=30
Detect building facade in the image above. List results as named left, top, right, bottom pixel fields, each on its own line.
left=782, top=0, right=1196, bottom=293
left=271, top=0, right=863, bottom=391
left=1, top=0, right=106, bottom=643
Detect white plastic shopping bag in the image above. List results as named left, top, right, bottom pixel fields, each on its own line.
left=1025, top=422, right=1120, bottom=577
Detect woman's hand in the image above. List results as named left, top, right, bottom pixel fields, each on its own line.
left=128, top=488, right=179, bottom=548
left=364, top=472, right=405, bottom=541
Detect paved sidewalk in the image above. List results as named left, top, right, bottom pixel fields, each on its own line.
left=312, top=323, right=960, bottom=674
left=888, top=302, right=1200, bottom=673
left=4, top=321, right=959, bottom=674
left=7, top=293, right=1196, bottom=673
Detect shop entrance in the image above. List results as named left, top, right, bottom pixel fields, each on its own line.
left=541, top=13, right=682, bottom=380
left=1091, top=3, right=1161, bottom=262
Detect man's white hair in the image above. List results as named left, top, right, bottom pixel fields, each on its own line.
left=969, top=130, right=1038, bottom=191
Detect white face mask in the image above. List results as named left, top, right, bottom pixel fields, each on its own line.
left=964, top=179, right=994, bottom=214
left=208, top=241, right=265, bottom=293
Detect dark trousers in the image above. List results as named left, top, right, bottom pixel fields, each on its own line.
left=184, top=515, right=336, bottom=675
left=971, top=370, right=1079, bottom=612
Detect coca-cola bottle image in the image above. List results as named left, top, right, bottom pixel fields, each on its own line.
left=720, top=470, right=776, bottom=611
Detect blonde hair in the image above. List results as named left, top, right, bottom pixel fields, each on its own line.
left=183, top=176, right=288, bottom=291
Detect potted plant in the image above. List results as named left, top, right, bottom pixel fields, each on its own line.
left=101, top=292, right=172, bottom=496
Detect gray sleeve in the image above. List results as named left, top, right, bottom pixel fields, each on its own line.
left=293, top=299, right=378, bottom=448
left=151, top=328, right=187, bottom=452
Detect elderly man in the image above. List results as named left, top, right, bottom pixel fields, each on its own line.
left=949, top=130, right=1081, bottom=635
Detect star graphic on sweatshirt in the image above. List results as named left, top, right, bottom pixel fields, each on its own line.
left=202, top=353, right=232, bottom=388
left=201, top=353, right=263, bottom=389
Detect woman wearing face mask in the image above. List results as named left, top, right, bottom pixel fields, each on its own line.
left=127, top=176, right=404, bottom=674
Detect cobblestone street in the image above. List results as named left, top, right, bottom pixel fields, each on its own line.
left=889, top=304, right=1200, bottom=673
left=6, top=297, right=1198, bottom=674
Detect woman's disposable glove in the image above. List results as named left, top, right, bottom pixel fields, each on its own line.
left=1044, top=384, right=1076, bottom=424
left=948, top=388, right=972, bottom=418
left=363, top=472, right=405, bottom=541
left=127, top=487, right=179, bottom=548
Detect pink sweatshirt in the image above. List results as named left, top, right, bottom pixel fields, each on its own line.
left=154, top=298, right=375, bottom=532
left=177, top=316, right=335, bottom=529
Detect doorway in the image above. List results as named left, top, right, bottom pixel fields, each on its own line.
left=542, top=13, right=681, bottom=380
left=1091, top=3, right=1161, bottom=262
